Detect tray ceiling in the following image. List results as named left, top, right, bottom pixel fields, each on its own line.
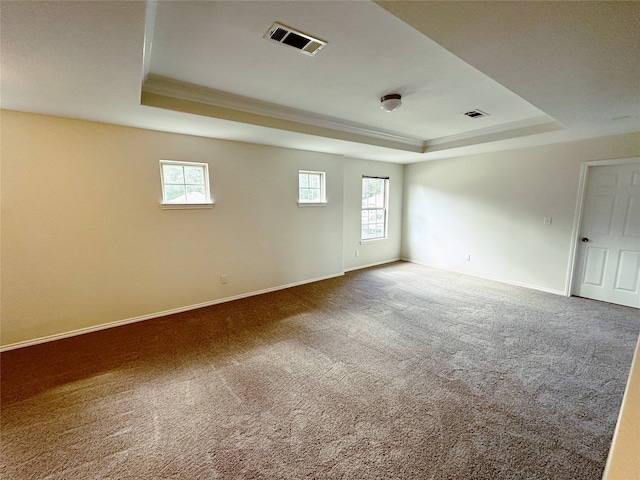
left=1, top=1, right=638, bottom=163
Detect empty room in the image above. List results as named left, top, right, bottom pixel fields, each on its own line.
left=1, top=1, right=639, bottom=479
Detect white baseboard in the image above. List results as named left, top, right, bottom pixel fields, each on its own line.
left=0, top=272, right=345, bottom=352
left=343, top=258, right=402, bottom=273
left=0, top=260, right=567, bottom=352
left=400, top=257, right=567, bottom=296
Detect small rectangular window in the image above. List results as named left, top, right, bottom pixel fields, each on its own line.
left=361, top=176, right=389, bottom=241
left=298, top=170, right=326, bottom=205
left=160, top=160, right=212, bottom=207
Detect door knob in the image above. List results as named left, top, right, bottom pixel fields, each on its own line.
left=581, top=237, right=589, bottom=242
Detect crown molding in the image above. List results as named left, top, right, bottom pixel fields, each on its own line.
left=141, top=1, right=157, bottom=82
left=425, top=116, right=566, bottom=152
left=141, top=75, right=565, bottom=155
left=142, top=75, right=425, bottom=152
left=427, top=115, right=565, bottom=147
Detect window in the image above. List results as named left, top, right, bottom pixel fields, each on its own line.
left=361, top=176, right=389, bottom=241
left=160, top=160, right=212, bottom=208
left=298, top=170, right=326, bottom=205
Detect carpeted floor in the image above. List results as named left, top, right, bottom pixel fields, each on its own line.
left=1, top=262, right=639, bottom=479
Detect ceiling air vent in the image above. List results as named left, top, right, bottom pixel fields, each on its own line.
left=264, top=22, right=327, bottom=57
left=463, top=109, right=489, bottom=119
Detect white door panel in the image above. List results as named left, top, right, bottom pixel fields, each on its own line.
left=623, top=195, right=639, bottom=237
left=615, top=250, right=640, bottom=291
left=574, top=162, right=640, bottom=308
left=583, top=247, right=608, bottom=286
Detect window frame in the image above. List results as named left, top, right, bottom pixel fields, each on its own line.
left=159, top=160, right=213, bottom=209
left=297, top=170, right=327, bottom=207
left=360, top=175, right=389, bottom=242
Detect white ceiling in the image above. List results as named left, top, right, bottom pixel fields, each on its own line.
left=1, top=1, right=638, bottom=164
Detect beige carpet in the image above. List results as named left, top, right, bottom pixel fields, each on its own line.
left=1, top=262, right=639, bottom=479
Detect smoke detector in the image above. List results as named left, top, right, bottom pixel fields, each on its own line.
left=264, top=23, right=327, bottom=57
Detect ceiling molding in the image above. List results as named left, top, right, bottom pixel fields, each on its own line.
left=141, top=75, right=567, bottom=156
left=141, top=91, right=426, bottom=153
left=142, top=75, right=425, bottom=153
left=141, top=0, right=157, bottom=82
left=426, top=115, right=566, bottom=152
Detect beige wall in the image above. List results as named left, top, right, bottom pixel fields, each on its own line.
left=0, top=111, right=403, bottom=348
left=343, top=158, right=403, bottom=271
left=402, top=132, right=640, bottom=293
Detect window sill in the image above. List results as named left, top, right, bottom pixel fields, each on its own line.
left=297, top=202, right=327, bottom=208
left=360, top=237, right=388, bottom=244
left=160, top=203, right=215, bottom=210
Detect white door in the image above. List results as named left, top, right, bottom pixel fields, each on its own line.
left=573, top=161, right=640, bottom=308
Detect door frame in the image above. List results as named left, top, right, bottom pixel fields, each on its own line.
left=567, top=157, right=640, bottom=298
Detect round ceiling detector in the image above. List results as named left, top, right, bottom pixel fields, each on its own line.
left=380, top=94, right=402, bottom=112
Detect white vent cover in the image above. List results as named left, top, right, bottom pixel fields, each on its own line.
left=264, top=22, right=327, bottom=57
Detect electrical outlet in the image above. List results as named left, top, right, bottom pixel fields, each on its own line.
left=543, top=217, right=552, bottom=225
left=220, top=274, right=228, bottom=284
left=355, top=250, right=360, bottom=257
left=464, top=254, right=471, bottom=261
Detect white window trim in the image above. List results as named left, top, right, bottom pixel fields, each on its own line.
left=297, top=202, right=327, bottom=207
left=298, top=170, right=327, bottom=206
left=360, top=176, right=389, bottom=242
left=160, top=203, right=214, bottom=210
left=159, top=160, right=214, bottom=209
left=360, top=237, right=388, bottom=245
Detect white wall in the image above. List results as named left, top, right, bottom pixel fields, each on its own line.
left=402, top=132, right=640, bottom=293
left=343, top=158, right=403, bottom=271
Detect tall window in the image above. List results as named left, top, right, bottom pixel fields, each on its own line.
left=361, top=176, right=389, bottom=241
left=160, top=160, right=212, bottom=205
left=298, top=170, right=326, bottom=204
